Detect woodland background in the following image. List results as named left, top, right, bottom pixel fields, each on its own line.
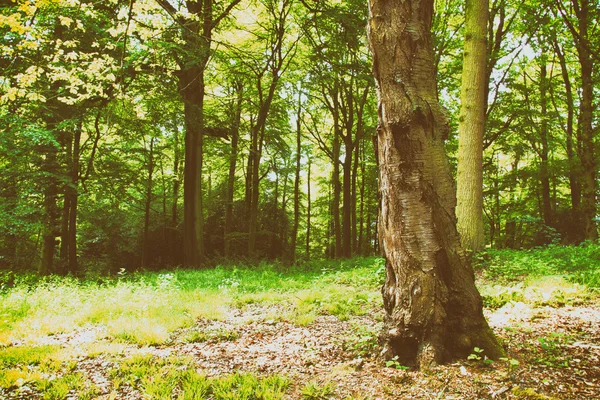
left=0, top=0, right=599, bottom=275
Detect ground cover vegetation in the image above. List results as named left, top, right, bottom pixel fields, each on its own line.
left=1, top=0, right=600, bottom=397
left=0, top=254, right=598, bottom=398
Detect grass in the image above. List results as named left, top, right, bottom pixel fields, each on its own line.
left=474, top=242, right=600, bottom=288
left=475, top=244, right=600, bottom=309
left=109, top=354, right=290, bottom=400
left=0, top=257, right=384, bottom=346
left=0, top=249, right=598, bottom=398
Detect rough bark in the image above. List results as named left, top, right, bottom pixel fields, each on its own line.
left=368, top=0, right=503, bottom=368
left=456, top=0, right=489, bottom=252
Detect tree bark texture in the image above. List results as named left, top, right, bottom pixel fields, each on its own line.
left=456, top=0, right=488, bottom=252
left=368, top=0, right=503, bottom=368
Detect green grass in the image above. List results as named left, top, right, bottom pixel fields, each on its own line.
left=0, top=257, right=384, bottom=346
left=109, top=354, right=290, bottom=400
left=474, top=243, right=600, bottom=288
left=475, top=244, right=600, bottom=309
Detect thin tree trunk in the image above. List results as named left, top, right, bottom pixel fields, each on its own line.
left=225, top=82, right=243, bottom=258
left=290, top=91, right=302, bottom=262
left=142, top=137, right=155, bottom=268
left=574, top=0, right=596, bottom=240
left=358, top=140, right=366, bottom=254
left=352, top=135, right=360, bottom=254
left=553, top=39, right=580, bottom=214
left=60, top=131, right=72, bottom=272
left=342, top=135, right=352, bottom=258
left=368, top=0, right=503, bottom=368
left=332, top=125, right=342, bottom=258
left=172, top=126, right=180, bottom=227
left=456, top=0, right=489, bottom=252
left=66, top=124, right=80, bottom=274
left=40, top=132, right=60, bottom=275
left=306, top=157, right=311, bottom=260
left=539, top=60, right=552, bottom=226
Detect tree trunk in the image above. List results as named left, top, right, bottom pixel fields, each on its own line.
left=225, top=82, right=243, bottom=258
left=291, top=91, right=302, bottom=263
left=574, top=0, right=596, bottom=240
left=172, top=126, right=180, bottom=227
left=358, top=140, right=366, bottom=255
left=352, top=138, right=359, bottom=254
left=539, top=60, right=552, bottom=226
left=342, top=134, right=352, bottom=258
left=142, top=137, right=155, bottom=268
left=67, top=125, right=80, bottom=274
left=60, top=130, right=72, bottom=273
left=553, top=39, right=580, bottom=215
left=456, top=0, right=489, bottom=252
left=368, top=0, right=503, bottom=368
left=332, top=126, right=342, bottom=258
left=40, top=133, right=60, bottom=275
left=306, top=157, right=311, bottom=260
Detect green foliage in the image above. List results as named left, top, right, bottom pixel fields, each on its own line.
left=110, top=355, right=289, bottom=400
left=475, top=244, right=600, bottom=289
left=0, top=257, right=383, bottom=345
left=301, top=380, right=335, bottom=399
left=341, top=323, right=380, bottom=358
left=384, top=356, right=409, bottom=370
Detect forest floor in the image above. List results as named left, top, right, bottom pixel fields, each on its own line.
left=0, top=252, right=599, bottom=399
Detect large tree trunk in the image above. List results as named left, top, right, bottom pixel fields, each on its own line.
left=368, top=0, right=503, bottom=368
left=456, top=0, right=489, bottom=252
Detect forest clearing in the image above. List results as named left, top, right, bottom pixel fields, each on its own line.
left=2, top=0, right=600, bottom=398
left=1, top=250, right=599, bottom=399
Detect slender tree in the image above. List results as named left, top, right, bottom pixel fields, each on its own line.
left=456, top=0, right=489, bottom=252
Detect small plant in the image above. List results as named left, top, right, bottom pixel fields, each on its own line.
left=499, top=356, right=520, bottom=379
left=467, top=347, right=493, bottom=365
left=301, top=380, right=335, bottom=399
left=385, top=356, right=409, bottom=370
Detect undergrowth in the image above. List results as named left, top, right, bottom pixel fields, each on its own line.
left=0, top=257, right=384, bottom=345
